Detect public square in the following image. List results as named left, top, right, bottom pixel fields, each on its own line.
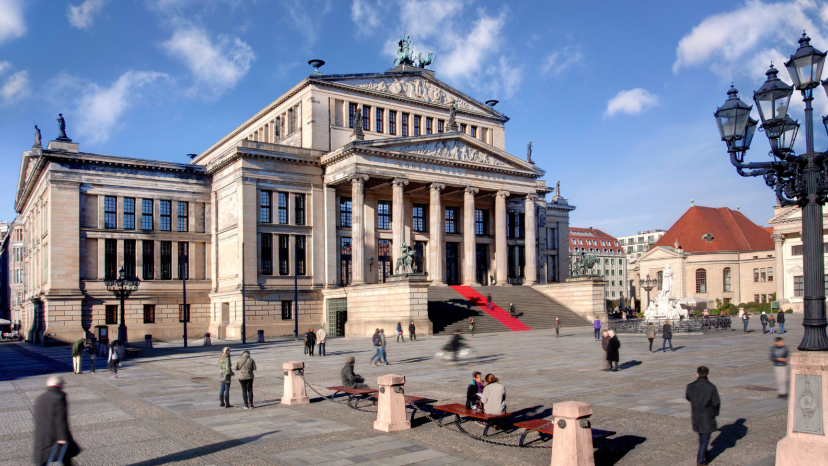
left=0, top=318, right=794, bottom=466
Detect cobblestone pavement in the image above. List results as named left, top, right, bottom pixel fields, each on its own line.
left=0, top=315, right=796, bottom=466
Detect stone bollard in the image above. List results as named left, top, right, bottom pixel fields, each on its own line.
left=550, top=401, right=594, bottom=466
left=373, top=374, right=411, bottom=432
left=203, top=333, right=211, bottom=346
left=257, top=330, right=265, bottom=343
left=144, top=335, right=153, bottom=349
left=281, top=361, right=309, bottom=405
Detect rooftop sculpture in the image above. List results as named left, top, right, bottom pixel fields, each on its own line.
left=393, top=32, right=435, bottom=68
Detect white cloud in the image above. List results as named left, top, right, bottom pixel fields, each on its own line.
left=0, top=70, right=30, bottom=106
left=605, top=88, right=659, bottom=118
left=162, top=27, right=255, bottom=97
left=540, top=46, right=583, bottom=76
left=67, top=0, right=106, bottom=30
left=47, top=71, right=167, bottom=145
left=0, top=0, right=26, bottom=44
left=0, top=61, right=10, bottom=75
left=351, top=0, right=380, bottom=35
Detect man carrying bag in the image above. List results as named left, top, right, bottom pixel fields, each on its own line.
left=34, top=376, right=80, bottom=465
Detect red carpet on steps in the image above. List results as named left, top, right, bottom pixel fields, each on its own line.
left=450, top=286, right=532, bottom=331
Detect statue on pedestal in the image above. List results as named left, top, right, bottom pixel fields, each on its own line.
left=395, top=243, right=415, bottom=274
left=352, top=107, right=364, bottom=140
left=56, top=113, right=70, bottom=141
left=34, top=125, right=41, bottom=147
left=448, top=102, right=458, bottom=131
left=527, top=141, right=534, bottom=164
left=659, top=263, right=673, bottom=298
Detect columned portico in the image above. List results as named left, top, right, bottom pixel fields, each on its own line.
left=351, top=175, right=368, bottom=284
left=495, top=190, right=509, bottom=285
left=524, top=194, right=538, bottom=285
left=463, top=186, right=479, bottom=285
left=391, top=178, right=408, bottom=267
left=429, top=183, right=446, bottom=285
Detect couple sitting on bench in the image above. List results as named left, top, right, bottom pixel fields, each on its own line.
left=466, top=371, right=506, bottom=415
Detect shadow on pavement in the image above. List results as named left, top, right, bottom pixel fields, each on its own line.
left=126, top=432, right=275, bottom=466
left=708, top=418, right=749, bottom=462
left=594, top=434, right=647, bottom=465
left=618, top=360, right=642, bottom=370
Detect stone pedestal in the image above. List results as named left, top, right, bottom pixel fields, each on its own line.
left=534, top=278, right=608, bottom=324
left=280, top=361, right=309, bottom=405
left=550, top=401, right=594, bottom=466
left=776, top=352, right=828, bottom=465
left=343, top=275, right=433, bottom=336
left=373, top=374, right=411, bottom=432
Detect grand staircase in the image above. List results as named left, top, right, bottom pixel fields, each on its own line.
left=428, top=285, right=591, bottom=334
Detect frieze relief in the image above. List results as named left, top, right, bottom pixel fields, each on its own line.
left=389, top=140, right=507, bottom=167
left=343, top=77, right=477, bottom=111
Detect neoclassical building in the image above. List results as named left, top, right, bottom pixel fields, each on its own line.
left=12, top=59, right=575, bottom=344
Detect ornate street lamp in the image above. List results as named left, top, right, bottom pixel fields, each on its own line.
left=105, top=267, right=140, bottom=346
left=639, top=274, right=657, bottom=308
left=716, top=31, right=828, bottom=351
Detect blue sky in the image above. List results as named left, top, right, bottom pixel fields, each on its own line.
left=1, top=0, right=827, bottom=237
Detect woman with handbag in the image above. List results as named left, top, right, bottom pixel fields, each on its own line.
left=219, top=347, right=234, bottom=408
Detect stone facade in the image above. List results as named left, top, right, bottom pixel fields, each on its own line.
left=12, top=65, right=573, bottom=344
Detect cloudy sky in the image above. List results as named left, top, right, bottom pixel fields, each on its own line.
left=1, top=0, right=827, bottom=236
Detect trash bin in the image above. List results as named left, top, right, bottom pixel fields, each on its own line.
left=144, top=334, right=153, bottom=349
left=204, top=333, right=211, bottom=346
left=257, top=330, right=265, bottom=343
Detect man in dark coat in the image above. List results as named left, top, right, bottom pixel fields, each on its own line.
left=776, top=310, right=786, bottom=334
left=305, top=329, right=316, bottom=356
left=341, top=357, right=369, bottom=389
left=33, top=376, right=80, bottom=465
left=408, top=321, right=416, bottom=341
left=686, top=366, right=720, bottom=466
left=606, top=330, right=620, bottom=371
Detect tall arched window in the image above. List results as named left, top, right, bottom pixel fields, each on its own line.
left=723, top=268, right=731, bottom=292
left=657, top=271, right=663, bottom=291
left=696, top=269, right=707, bottom=293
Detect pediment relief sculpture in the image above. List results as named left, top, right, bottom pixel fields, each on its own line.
left=389, top=140, right=508, bottom=167
left=342, top=77, right=478, bottom=112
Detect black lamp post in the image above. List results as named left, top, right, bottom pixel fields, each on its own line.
left=639, top=274, right=656, bottom=308
left=715, top=31, right=828, bottom=351
left=105, top=267, right=140, bottom=346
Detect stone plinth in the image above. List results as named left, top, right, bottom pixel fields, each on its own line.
left=776, top=352, right=828, bottom=465
left=550, top=401, right=594, bottom=466
left=343, top=274, right=433, bottom=336
left=533, top=278, right=607, bottom=324
left=280, top=361, right=309, bottom=405
left=373, top=374, right=410, bottom=432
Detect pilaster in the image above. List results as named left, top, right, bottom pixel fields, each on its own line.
left=495, top=190, right=509, bottom=285
left=524, top=194, right=538, bottom=286
left=429, top=184, right=445, bottom=285
left=463, top=186, right=479, bottom=285
left=351, top=175, right=368, bottom=284
left=391, top=178, right=408, bottom=266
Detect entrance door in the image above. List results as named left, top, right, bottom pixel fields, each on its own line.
left=446, top=243, right=459, bottom=285
left=476, top=244, right=488, bottom=285
left=378, top=239, right=392, bottom=283
left=327, top=298, right=347, bottom=336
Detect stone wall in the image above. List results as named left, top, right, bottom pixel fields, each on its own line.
left=343, top=275, right=433, bottom=336
left=533, top=277, right=608, bottom=324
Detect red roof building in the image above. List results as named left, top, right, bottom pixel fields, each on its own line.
left=568, top=227, right=626, bottom=300
left=653, top=206, right=773, bottom=253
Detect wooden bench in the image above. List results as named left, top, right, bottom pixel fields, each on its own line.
left=514, top=419, right=616, bottom=447
left=326, top=386, right=378, bottom=407
left=432, top=403, right=511, bottom=436
left=369, top=394, right=438, bottom=421
left=124, top=348, right=144, bottom=357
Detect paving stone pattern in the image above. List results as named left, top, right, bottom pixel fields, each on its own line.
left=0, top=315, right=796, bottom=465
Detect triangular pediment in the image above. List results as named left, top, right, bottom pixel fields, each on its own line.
left=768, top=205, right=802, bottom=225
left=321, top=72, right=505, bottom=119
left=354, top=133, right=542, bottom=175
left=639, top=245, right=684, bottom=262
left=15, top=150, right=40, bottom=209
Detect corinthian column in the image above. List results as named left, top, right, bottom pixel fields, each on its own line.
left=524, top=194, right=538, bottom=285
left=495, top=190, right=509, bottom=285
left=391, top=178, right=409, bottom=268
left=429, top=183, right=445, bottom=284
left=351, top=175, right=368, bottom=284
left=772, top=233, right=786, bottom=301
left=463, top=186, right=479, bottom=285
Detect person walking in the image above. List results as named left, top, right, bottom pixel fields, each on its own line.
left=480, top=374, right=506, bottom=415
left=408, top=321, right=416, bottom=341
left=316, top=325, right=327, bottom=356
left=107, top=340, right=121, bottom=379
left=71, top=338, right=85, bottom=374
left=486, top=293, right=493, bottom=310
left=662, top=320, right=674, bottom=352
left=509, top=303, right=516, bottom=318
left=219, top=347, right=234, bottom=408
left=370, top=329, right=382, bottom=366
left=554, top=317, right=561, bottom=338
left=769, top=315, right=776, bottom=334
left=396, top=322, right=404, bottom=342
left=606, top=330, right=621, bottom=372
left=303, top=330, right=309, bottom=355
left=33, top=376, right=81, bottom=466
left=645, top=322, right=656, bottom=354
left=465, top=371, right=485, bottom=410
left=742, top=311, right=750, bottom=332
left=777, top=309, right=786, bottom=334
left=306, top=328, right=316, bottom=356
left=760, top=311, right=769, bottom=334
left=686, top=366, right=720, bottom=466
left=771, top=337, right=789, bottom=399
left=468, top=317, right=475, bottom=337
left=87, top=339, right=97, bottom=373
left=378, top=329, right=388, bottom=365
left=342, top=356, right=369, bottom=388
left=593, top=317, right=601, bottom=341
left=235, top=350, right=256, bottom=409
left=601, top=330, right=610, bottom=370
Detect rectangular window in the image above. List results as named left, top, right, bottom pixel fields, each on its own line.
left=160, top=241, right=172, bottom=280
left=105, top=305, right=118, bottom=325
left=362, top=105, right=370, bottom=131
left=761, top=294, right=767, bottom=303
left=160, top=200, right=171, bottom=231
left=389, top=111, right=397, bottom=135
left=340, top=197, right=352, bottom=227
left=178, top=202, right=188, bottom=232
left=143, top=305, right=155, bottom=324
left=142, top=241, right=154, bottom=280
left=507, top=213, right=524, bottom=238
left=295, top=193, right=305, bottom=226
left=471, top=126, right=477, bottom=138
left=414, top=115, right=421, bottom=136
left=378, top=201, right=392, bottom=230
left=438, top=119, right=444, bottom=133
left=754, top=268, right=759, bottom=282
left=104, top=239, right=116, bottom=280
left=278, top=192, right=288, bottom=224
left=296, top=236, right=306, bottom=275
left=475, top=209, right=488, bottom=236
left=402, top=113, right=409, bottom=137
left=794, top=276, right=804, bottom=297
left=124, top=239, right=136, bottom=279
left=413, top=204, right=427, bottom=232
left=768, top=267, right=774, bottom=282
left=261, top=234, right=272, bottom=275
left=142, top=199, right=153, bottom=230
left=761, top=268, right=767, bottom=282
left=792, top=245, right=804, bottom=256
left=279, top=235, right=289, bottom=275
left=349, top=103, right=356, bottom=128
left=460, top=123, right=467, bottom=133
left=445, top=207, right=458, bottom=234
left=179, top=304, right=190, bottom=323
left=426, top=117, right=433, bottom=135
left=755, top=294, right=760, bottom=303
left=104, top=196, right=117, bottom=229
left=376, top=108, right=384, bottom=133
left=281, top=301, right=292, bottom=320
left=178, top=242, right=189, bottom=279
left=260, top=190, right=272, bottom=223
left=124, top=198, right=135, bottom=230
left=340, top=237, right=352, bottom=285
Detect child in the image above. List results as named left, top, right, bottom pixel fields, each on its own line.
left=769, top=315, right=776, bottom=334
